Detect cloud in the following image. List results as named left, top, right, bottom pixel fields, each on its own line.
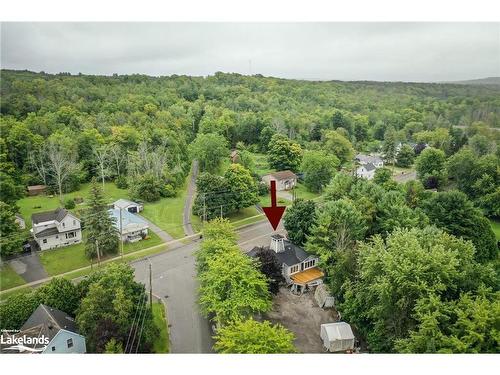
left=1, top=22, right=499, bottom=81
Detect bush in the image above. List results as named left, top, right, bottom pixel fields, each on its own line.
left=257, top=181, right=269, bottom=196
left=64, top=198, right=76, bottom=209
left=163, top=184, right=176, bottom=198
left=115, top=176, right=128, bottom=189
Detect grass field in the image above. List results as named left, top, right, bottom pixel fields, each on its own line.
left=141, top=179, right=189, bottom=239
left=251, top=152, right=275, bottom=176
left=152, top=301, right=170, bottom=353
left=490, top=219, right=500, bottom=240
left=39, top=231, right=163, bottom=276
left=294, top=183, right=322, bottom=200
left=0, top=264, right=26, bottom=290
left=17, top=182, right=129, bottom=229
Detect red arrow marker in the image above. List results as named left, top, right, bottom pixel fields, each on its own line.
left=262, top=180, right=286, bottom=231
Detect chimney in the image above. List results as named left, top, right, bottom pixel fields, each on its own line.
left=270, top=234, right=285, bottom=253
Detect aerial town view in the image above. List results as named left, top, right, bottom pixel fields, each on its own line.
left=0, top=2, right=499, bottom=374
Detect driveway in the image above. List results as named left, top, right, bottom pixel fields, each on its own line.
left=139, top=215, right=173, bottom=242
left=393, top=170, right=417, bottom=183
left=8, top=251, right=48, bottom=283
left=183, top=160, right=198, bottom=236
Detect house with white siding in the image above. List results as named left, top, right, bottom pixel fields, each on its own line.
left=108, top=208, right=149, bottom=242
left=31, top=208, right=82, bottom=251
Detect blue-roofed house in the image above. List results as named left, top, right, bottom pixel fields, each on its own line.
left=108, top=209, right=149, bottom=243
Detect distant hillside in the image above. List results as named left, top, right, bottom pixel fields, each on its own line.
left=448, top=77, right=500, bottom=86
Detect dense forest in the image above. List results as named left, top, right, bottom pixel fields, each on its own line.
left=1, top=69, right=499, bottom=353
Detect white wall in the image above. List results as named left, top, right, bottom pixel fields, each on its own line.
left=36, top=230, right=82, bottom=250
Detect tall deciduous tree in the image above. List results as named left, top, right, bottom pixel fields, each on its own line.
left=341, top=227, right=480, bottom=352
left=415, top=147, right=447, bottom=189
left=322, top=130, right=354, bottom=165
left=283, top=199, right=317, bottom=246
left=46, top=140, right=79, bottom=202
left=267, top=134, right=303, bottom=172
left=214, top=319, right=296, bottom=353
left=301, top=151, right=339, bottom=193
left=421, top=190, right=497, bottom=262
left=396, top=144, right=415, bottom=168
left=189, top=132, right=229, bottom=173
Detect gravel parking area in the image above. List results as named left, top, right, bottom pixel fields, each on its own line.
left=264, top=287, right=339, bottom=353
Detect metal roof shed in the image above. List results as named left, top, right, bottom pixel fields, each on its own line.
left=320, top=322, right=355, bottom=352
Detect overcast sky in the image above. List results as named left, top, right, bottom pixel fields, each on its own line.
left=1, top=23, right=499, bottom=82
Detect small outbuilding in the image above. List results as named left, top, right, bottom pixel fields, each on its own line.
left=320, top=322, right=355, bottom=353
left=27, top=185, right=47, bottom=196
left=262, top=170, right=298, bottom=191
left=113, top=199, right=143, bottom=213
left=15, top=214, right=26, bottom=230
left=315, top=284, right=335, bottom=308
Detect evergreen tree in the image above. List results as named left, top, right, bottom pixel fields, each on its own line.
left=84, top=178, right=119, bottom=259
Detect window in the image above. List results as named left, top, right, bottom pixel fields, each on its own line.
left=67, top=338, right=73, bottom=348
left=62, top=222, right=65, bottom=227
left=43, top=239, right=47, bottom=244
left=303, top=259, right=316, bottom=270
left=51, top=346, right=56, bottom=352
left=289, top=265, right=299, bottom=274
left=67, top=232, right=75, bottom=239
left=55, top=235, right=58, bottom=239
left=73, top=220, right=76, bottom=225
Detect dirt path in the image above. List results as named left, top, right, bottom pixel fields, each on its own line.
left=183, top=160, right=198, bottom=236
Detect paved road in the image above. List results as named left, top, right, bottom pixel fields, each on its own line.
left=183, top=160, right=198, bottom=236
left=131, top=220, right=284, bottom=353
left=139, top=215, right=174, bottom=242
left=8, top=251, right=48, bottom=283
left=393, top=170, right=417, bottom=183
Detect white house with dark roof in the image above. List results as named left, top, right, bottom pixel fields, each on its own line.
left=262, top=170, right=298, bottom=191
left=247, top=234, right=323, bottom=294
left=1, top=304, right=86, bottom=354
left=31, top=208, right=82, bottom=251
left=355, top=153, right=383, bottom=180
left=355, top=163, right=377, bottom=180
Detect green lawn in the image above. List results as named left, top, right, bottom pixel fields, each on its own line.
left=490, top=219, right=500, bottom=241
left=17, top=182, right=129, bottom=229
left=141, top=179, right=189, bottom=239
left=251, top=152, right=275, bottom=177
left=39, top=231, right=163, bottom=276
left=294, top=183, right=322, bottom=200
left=0, top=285, right=33, bottom=302
left=0, top=264, right=26, bottom=290
left=152, top=302, right=170, bottom=353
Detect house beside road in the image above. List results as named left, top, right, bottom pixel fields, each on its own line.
left=31, top=208, right=82, bottom=251
left=262, top=170, right=298, bottom=191
left=108, top=208, right=149, bottom=242
left=247, top=234, right=323, bottom=294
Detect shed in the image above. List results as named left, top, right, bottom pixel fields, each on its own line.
left=27, top=185, right=47, bottom=196
left=315, top=284, right=335, bottom=308
left=320, top=322, right=355, bottom=352
left=113, top=199, right=143, bottom=213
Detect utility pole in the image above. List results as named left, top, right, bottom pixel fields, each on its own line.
left=149, top=261, right=153, bottom=311
left=203, top=193, right=206, bottom=224
left=96, top=239, right=101, bottom=267
left=220, top=205, right=223, bottom=218
left=119, top=208, right=124, bottom=260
